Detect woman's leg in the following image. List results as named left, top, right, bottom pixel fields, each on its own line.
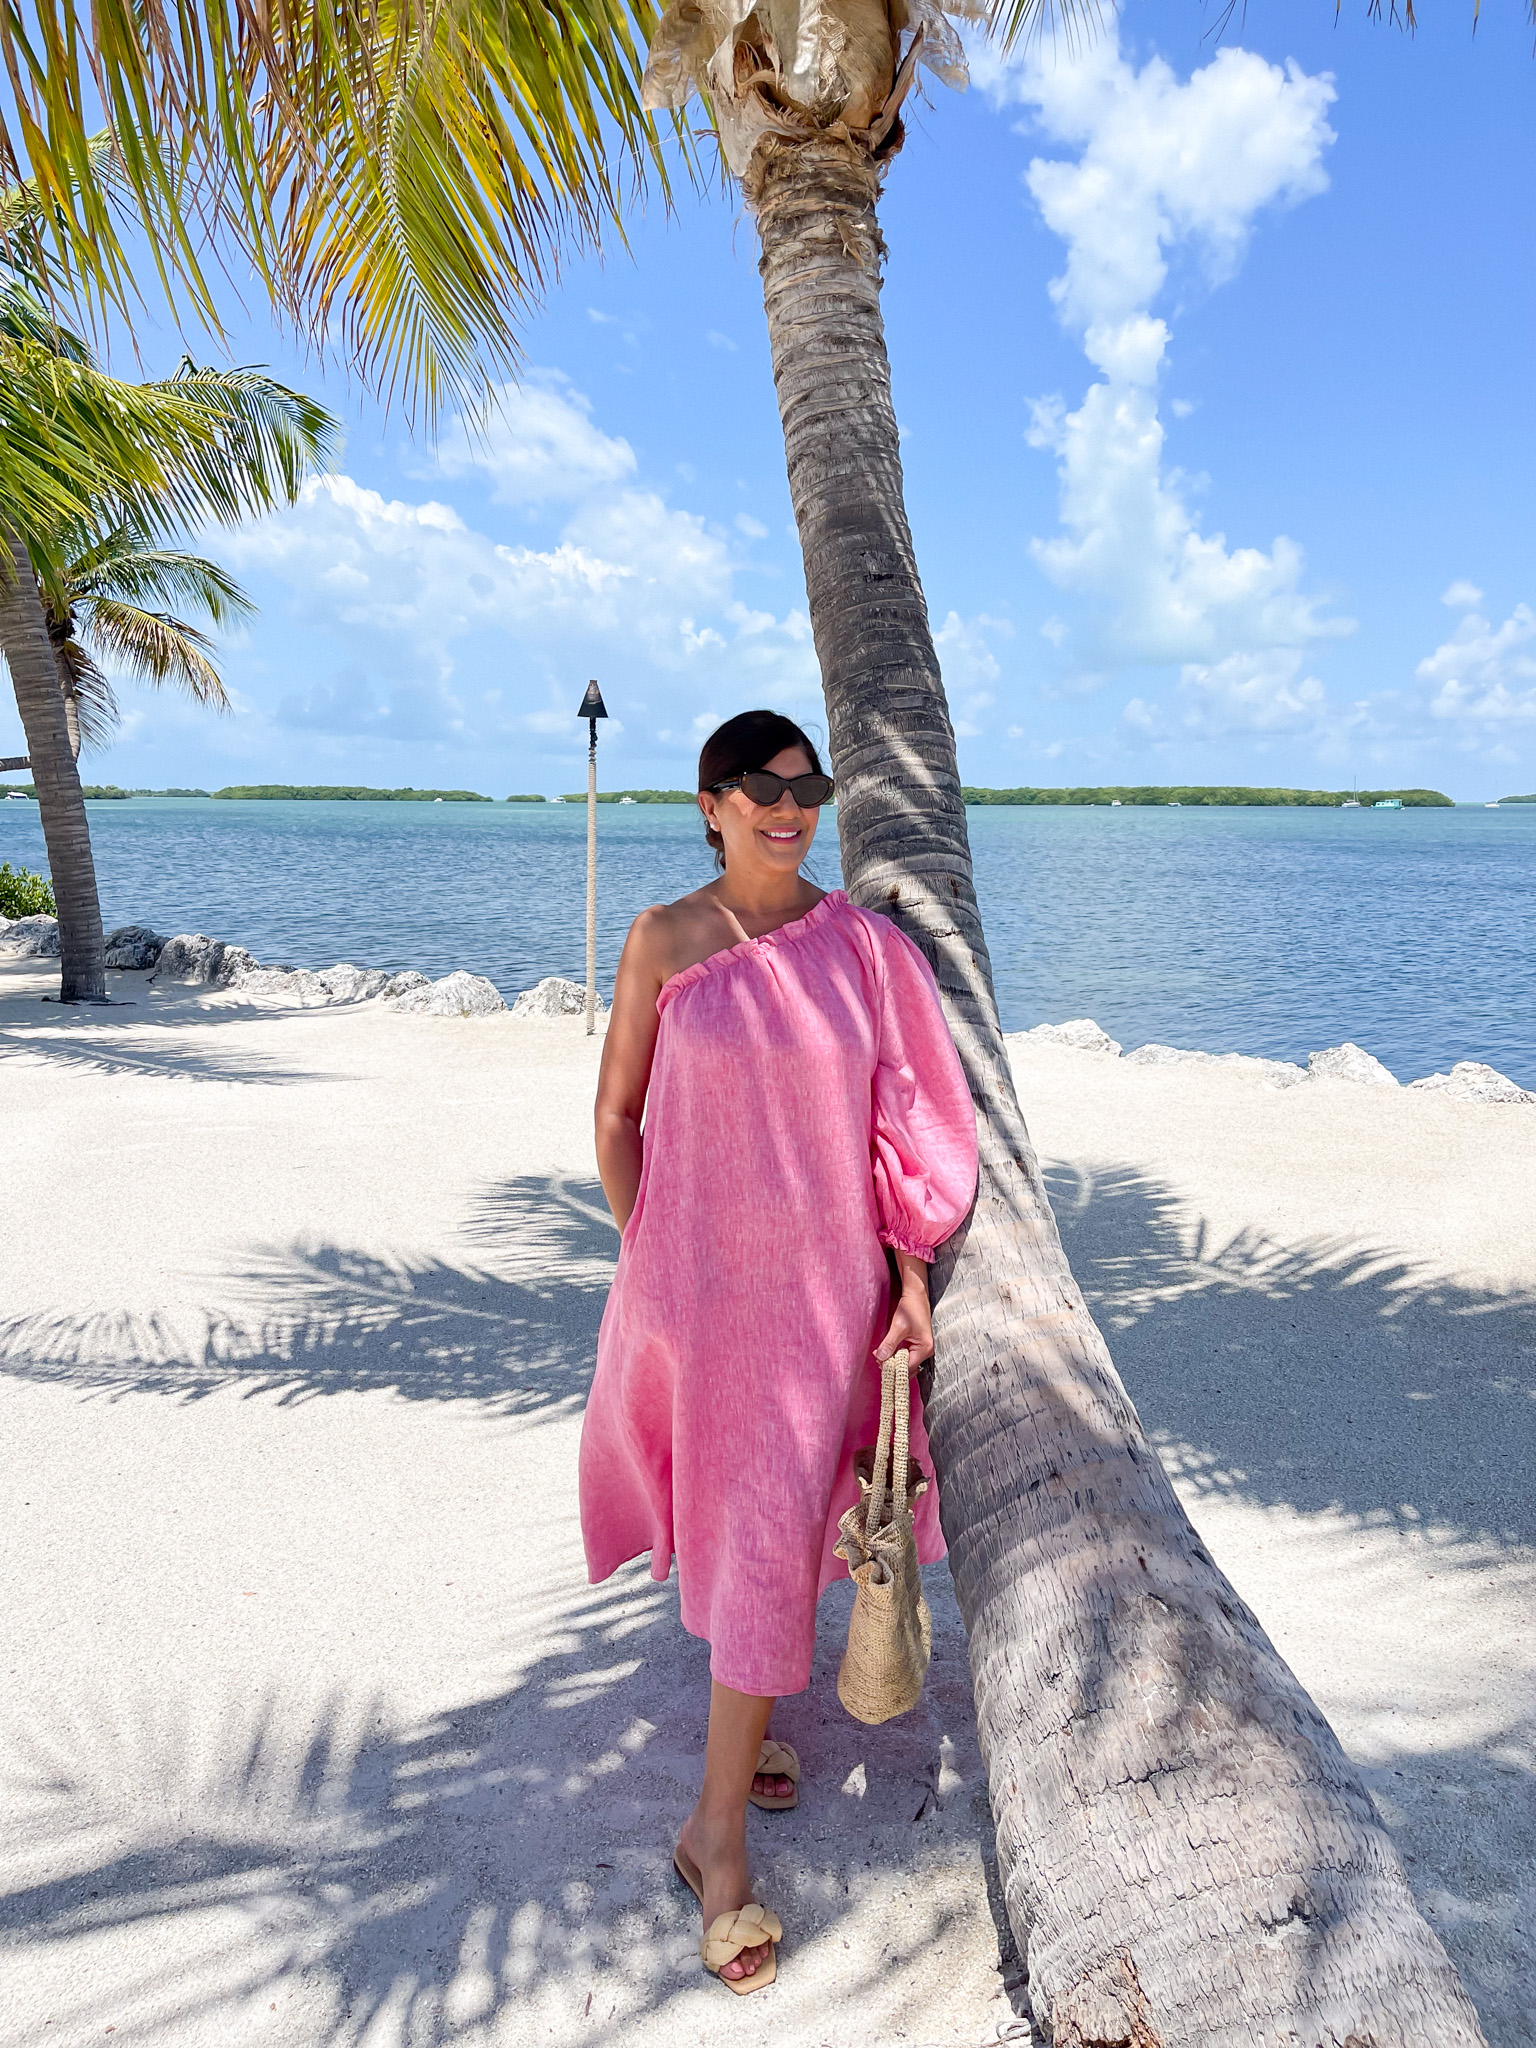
left=678, top=1681, right=776, bottom=1981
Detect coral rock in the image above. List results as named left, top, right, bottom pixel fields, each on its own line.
left=1019, top=1017, right=1121, bottom=1056
left=384, top=969, right=507, bottom=1017
left=103, top=924, right=165, bottom=969
left=0, top=913, right=60, bottom=956
left=1308, top=1042, right=1400, bottom=1087
left=1408, top=1061, right=1534, bottom=1105
left=511, top=975, right=605, bottom=1019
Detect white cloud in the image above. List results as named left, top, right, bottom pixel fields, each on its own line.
left=985, top=30, right=1345, bottom=731
left=218, top=376, right=819, bottom=755
left=1418, top=600, right=1536, bottom=725
left=735, top=513, right=769, bottom=538
left=429, top=372, right=636, bottom=504
left=1441, top=579, right=1484, bottom=609
left=934, top=612, right=1012, bottom=735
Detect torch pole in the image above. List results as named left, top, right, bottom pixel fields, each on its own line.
left=585, top=718, right=598, bottom=1036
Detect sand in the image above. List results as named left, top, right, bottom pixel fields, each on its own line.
left=0, top=957, right=1530, bottom=2048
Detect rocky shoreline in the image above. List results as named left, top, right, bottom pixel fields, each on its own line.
left=0, top=914, right=604, bottom=1021
left=1010, top=1016, right=1535, bottom=1104
left=2, top=912, right=1525, bottom=1095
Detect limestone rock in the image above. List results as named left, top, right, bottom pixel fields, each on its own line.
left=1019, top=1017, right=1121, bottom=1056
left=377, top=970, right=430, bottom=1001
left=1124, top=1043, right=1308, bottom=1088
left=0, top=913, right=60, bottom=956
left=1409, top=1061, right=1535, bottom=1105
left=152, top=933, right=228, bottom=984
left=316, top=962, right=391, bottom=1003
left=384, top=969, right=507, bottom=1017
left=1308, top=1041, right=1400, bottom=1088
left=215, top=945, right=258, bottom=986
left=511, top=975, right=605, bottom=1019
left=103, top=924, right=165, bottom=969
left=225, top=963, right=334, bottom=1006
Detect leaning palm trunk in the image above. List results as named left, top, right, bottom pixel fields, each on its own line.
left=0, top=530, right=105, bottom=998
left=647, top=13, right=1487, bottom=2040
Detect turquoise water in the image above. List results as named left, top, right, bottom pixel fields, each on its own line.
left=3, top=796, right=1532, bottom=1086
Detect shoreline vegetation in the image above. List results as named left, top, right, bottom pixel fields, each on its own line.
left=1, top=781, right=1467, bottom=807
left=555, top=785, right=1457, bottom=807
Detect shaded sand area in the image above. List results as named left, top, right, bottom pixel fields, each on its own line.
left=0, top=958, right=1531, bottom=2047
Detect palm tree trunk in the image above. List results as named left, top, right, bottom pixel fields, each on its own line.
left=749, top=133, right=1485, bottom=2047
left=0, top=529, right=105, bottom=999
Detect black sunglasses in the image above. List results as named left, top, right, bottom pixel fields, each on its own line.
left=711, top=769, right=835, bottom=808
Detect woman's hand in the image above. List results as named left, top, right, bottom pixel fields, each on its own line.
left=875, top=1251, right=933, bottom=1373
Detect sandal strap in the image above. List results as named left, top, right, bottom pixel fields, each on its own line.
left=756, top=1739, right=800, bottom=1784
left=701, top=1903, right=783, bottom=1969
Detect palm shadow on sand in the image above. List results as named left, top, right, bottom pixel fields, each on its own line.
left=1, top=1165, right=1532, bottom=2039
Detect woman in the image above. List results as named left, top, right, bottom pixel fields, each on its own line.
left=580, top=709, right=977, bottom=1993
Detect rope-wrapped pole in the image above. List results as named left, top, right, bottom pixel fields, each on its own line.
left=585, top=720, right=598, bottom=1036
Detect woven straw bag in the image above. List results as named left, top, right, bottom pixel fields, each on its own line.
left=834, top=1348, right=933, bottom=1724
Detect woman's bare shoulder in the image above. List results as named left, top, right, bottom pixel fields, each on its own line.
left=623, top=888, right=722, bottom=980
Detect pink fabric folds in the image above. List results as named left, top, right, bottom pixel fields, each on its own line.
left=579, top=891, right=978, bottom=1698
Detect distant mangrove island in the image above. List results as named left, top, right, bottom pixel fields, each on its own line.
left=13, top=780, right=1464, bottom=808
left=549, top=784, right=1454, bottom=808
left=959, top=785, right=1452, bottom=807
left=212, top=785, right=493, bottom=802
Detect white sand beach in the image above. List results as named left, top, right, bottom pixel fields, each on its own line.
left=1, top=957, right=1531, bottom=2048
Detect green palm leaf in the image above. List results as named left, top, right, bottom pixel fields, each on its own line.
left=0, top=0, right=674, bottom=414
left=79, top=596, right=228, bottom=707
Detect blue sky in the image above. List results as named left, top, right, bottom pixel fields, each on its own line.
left=5, top=0, right=1532, bottom=799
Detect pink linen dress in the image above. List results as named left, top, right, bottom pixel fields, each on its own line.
left=579, top=889, right=978, bottom=1698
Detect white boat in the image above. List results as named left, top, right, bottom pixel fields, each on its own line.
left=619, top=796, right=636, bottom=805
left=1485, top=801, right=1500, bottom=809
left=1342, top=798, right=1361, bottom=808
left=550, top=795, right=565, bottom=804
left=1110, top=799, right=1123, bottom=807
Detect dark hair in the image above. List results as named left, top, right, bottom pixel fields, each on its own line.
left=697, top=709, right=825, bottom=866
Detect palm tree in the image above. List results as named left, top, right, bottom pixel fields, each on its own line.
left=39, top=520, right=252, bottom=759
left=0, top=8, right=1490, bottom=2037
left=1, top=269, right=337, bottom=998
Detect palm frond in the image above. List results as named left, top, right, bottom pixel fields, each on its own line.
left=154, top=360, right=341, bottom=521
left=55, top=638, right=122, bottom=751
left=68, top=539, right=256, bottom=627
left=79, top=596, right=229, bottom=707
left=0, top=0, right=676, bottom=418
left=0, top=336, right=221, bottom=555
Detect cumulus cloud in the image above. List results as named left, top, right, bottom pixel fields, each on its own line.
left=218, top=377, right=820, bottom=755
left=982, top=30, right=1346, bottom=736
left=1418, top=599, right=1536, bottom=725
left=934, top=611, right=1011, bottom=735
left=429, top=372, right=636, bottom=504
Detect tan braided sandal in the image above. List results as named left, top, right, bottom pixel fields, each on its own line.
left=748, top=1737, right=801, bottom=1812
left=672, top=1845, right=783, bottom=1995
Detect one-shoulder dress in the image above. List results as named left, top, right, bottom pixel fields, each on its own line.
left=579, top=890, right=978, bottom=1697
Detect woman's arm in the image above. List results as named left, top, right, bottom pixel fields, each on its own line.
left=875, top=1250, right=934, bottom=1371
left=594, top=909, right=669, bottom=1232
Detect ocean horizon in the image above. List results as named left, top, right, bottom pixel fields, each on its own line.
left=4, top=794, right=1532, bottom=1089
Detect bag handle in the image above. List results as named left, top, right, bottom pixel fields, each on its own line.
left=864, top=1347, right=911, bottom=1542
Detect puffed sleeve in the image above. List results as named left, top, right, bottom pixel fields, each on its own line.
left=866, top=914, right=979, bottom=1261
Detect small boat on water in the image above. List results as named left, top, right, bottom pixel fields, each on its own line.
left=1342, top=798, right=1361, bottom=808
left=1373, top=798, right=1403, bottom=810
left=619, top=795, right=636, bottom=805
left=1486, top=801, right=1501, bottom=809
left=1110, top=799, right=1123, bottom=807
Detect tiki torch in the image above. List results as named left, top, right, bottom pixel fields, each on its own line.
left=578, top=679, right=608, bottom=1035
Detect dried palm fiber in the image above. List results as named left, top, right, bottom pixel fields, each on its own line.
left=835, top=1347, right=933, bottom=1723
left=643, top=0, right=978, bottom=176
